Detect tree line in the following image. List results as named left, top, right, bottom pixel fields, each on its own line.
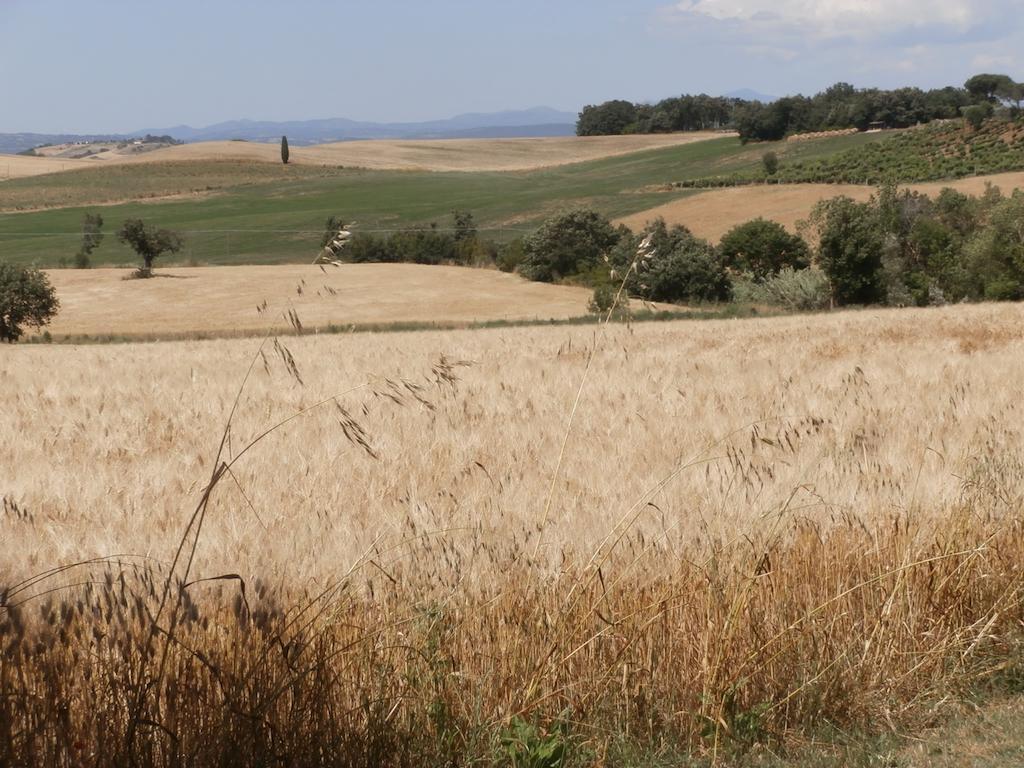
left=513, top=184, right=1024, bottom=311
left=577, top=74, right=1024, bottom=143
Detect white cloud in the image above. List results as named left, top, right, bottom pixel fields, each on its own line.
left=673, top=0, right=992, bottom=40
left=971, top=52, right=1017, bottom=70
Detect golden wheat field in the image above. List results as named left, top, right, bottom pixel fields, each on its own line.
left=3, top=304, right=1024, bottom=764
left=1, top=132, right=726, bottom=178
left=618, top=171, right=1024, bottom=241
left=42, top=264, right=604, bottom=338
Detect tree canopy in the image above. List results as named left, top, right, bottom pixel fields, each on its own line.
left=117, top=219, right=184, bottom=276
left=0, top=264, right=59, bottom=342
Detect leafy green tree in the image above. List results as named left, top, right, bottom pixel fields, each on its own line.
left=281, top=135, right=290, bottom=165
left=762, top=151, right=780, bottom=176
left=520, top=210, right=621, bottom=282
left=117, top=219, right=184, bottom=277
left=74, top=212, right=104, bottom=269
left=965, top=193, right=1024, bottom=300
left=965, top=74, right=1016, bottom=103
left=813, top=196, right=885, bottom=305
left=611, top=219, right=731, bottom=303
left=0, top=264, right=59, bottom=342
left=718, top=219, right=810, bottom=280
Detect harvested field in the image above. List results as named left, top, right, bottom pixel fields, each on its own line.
left=618, top=171, right=1024, bottom=241
left=41, top=264, right=598, bottom=338
left=3, top=304, right=1024, bottom=763
left=0, top=154, right=93, bottom=180
left=2, top=132, right=728, bottom=176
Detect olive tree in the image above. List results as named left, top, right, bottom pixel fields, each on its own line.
left=117, top=219, right=183, bottom=277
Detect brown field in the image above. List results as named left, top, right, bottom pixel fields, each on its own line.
left=2, top=132, right=728, bottom=176
left=3, top=303, right=1024, bottom=763
left=42, top=264, right=601, bottom=338
left=618, top=171, right=1024, bottom=241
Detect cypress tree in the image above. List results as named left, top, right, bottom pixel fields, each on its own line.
left=281, top=135, right=290, bottom=165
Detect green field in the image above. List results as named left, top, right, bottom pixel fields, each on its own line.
left=0, top=132, right=888, bottom=267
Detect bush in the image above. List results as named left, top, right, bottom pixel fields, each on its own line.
left=587, top=284, right=630, bottom=318
left=496, top=239, right=526, bottom=273
left=718, top=219, right=810, bottom=280
left=733, top=267, right=831, bottom=311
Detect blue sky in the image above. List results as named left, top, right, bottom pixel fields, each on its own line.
left=1, top=0, right=1021, bottom=133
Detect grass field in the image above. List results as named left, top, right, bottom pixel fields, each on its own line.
left=618, top=171, right=1024, bottom=241
left=3, top=304, right=1024, bottom=764
left=40, top=264, right=608, bottom=338
left=0, top=131, right=893, bottom=267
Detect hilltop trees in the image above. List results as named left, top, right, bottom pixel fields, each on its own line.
left=0, top=265, right=59, bottom=342
left=576, top=78, right=996, bottom=141
left=576, top=100, right=639, bottom=136
left=117, top=219, right=184, bottom=277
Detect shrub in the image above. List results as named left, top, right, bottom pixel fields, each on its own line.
left=732, top=267, right=831, bottom=311
left=496, top=239, right=526, bottom=273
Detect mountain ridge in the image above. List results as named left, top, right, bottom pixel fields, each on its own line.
left=0, top=107, right=579, bottom=154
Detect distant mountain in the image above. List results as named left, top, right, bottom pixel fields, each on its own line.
left=133, top=107, right=579, bottom=145
left=0, top=108, right=578, bottom=154
left=724, top=88, right=777, bottom=103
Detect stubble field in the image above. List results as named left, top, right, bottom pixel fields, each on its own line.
left=41, top=264, right=603, bottom=339
left=3, top=303, right=1024, bottom=764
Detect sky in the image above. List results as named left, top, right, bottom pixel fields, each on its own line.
left=1, top=0, right=1022, bottom=134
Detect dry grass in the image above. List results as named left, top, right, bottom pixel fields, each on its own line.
left=3, top=133, right=727, bottom=177
left=2, top=303, right=1024, bottom=764
left=617, top=172, right=1024, bottom=241
left=42, top=264, right=600, bottom=338
left=0, top=154, right=94, bottom=180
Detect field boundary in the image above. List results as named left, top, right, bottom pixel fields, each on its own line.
left=23, top=306, right=763, bottom=346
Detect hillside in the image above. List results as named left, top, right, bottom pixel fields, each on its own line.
left=1, top=133, right=726, bottom=177
left=679, top=118, right=1024, bottom=188
left=40, top=264, right=602, bottom=339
